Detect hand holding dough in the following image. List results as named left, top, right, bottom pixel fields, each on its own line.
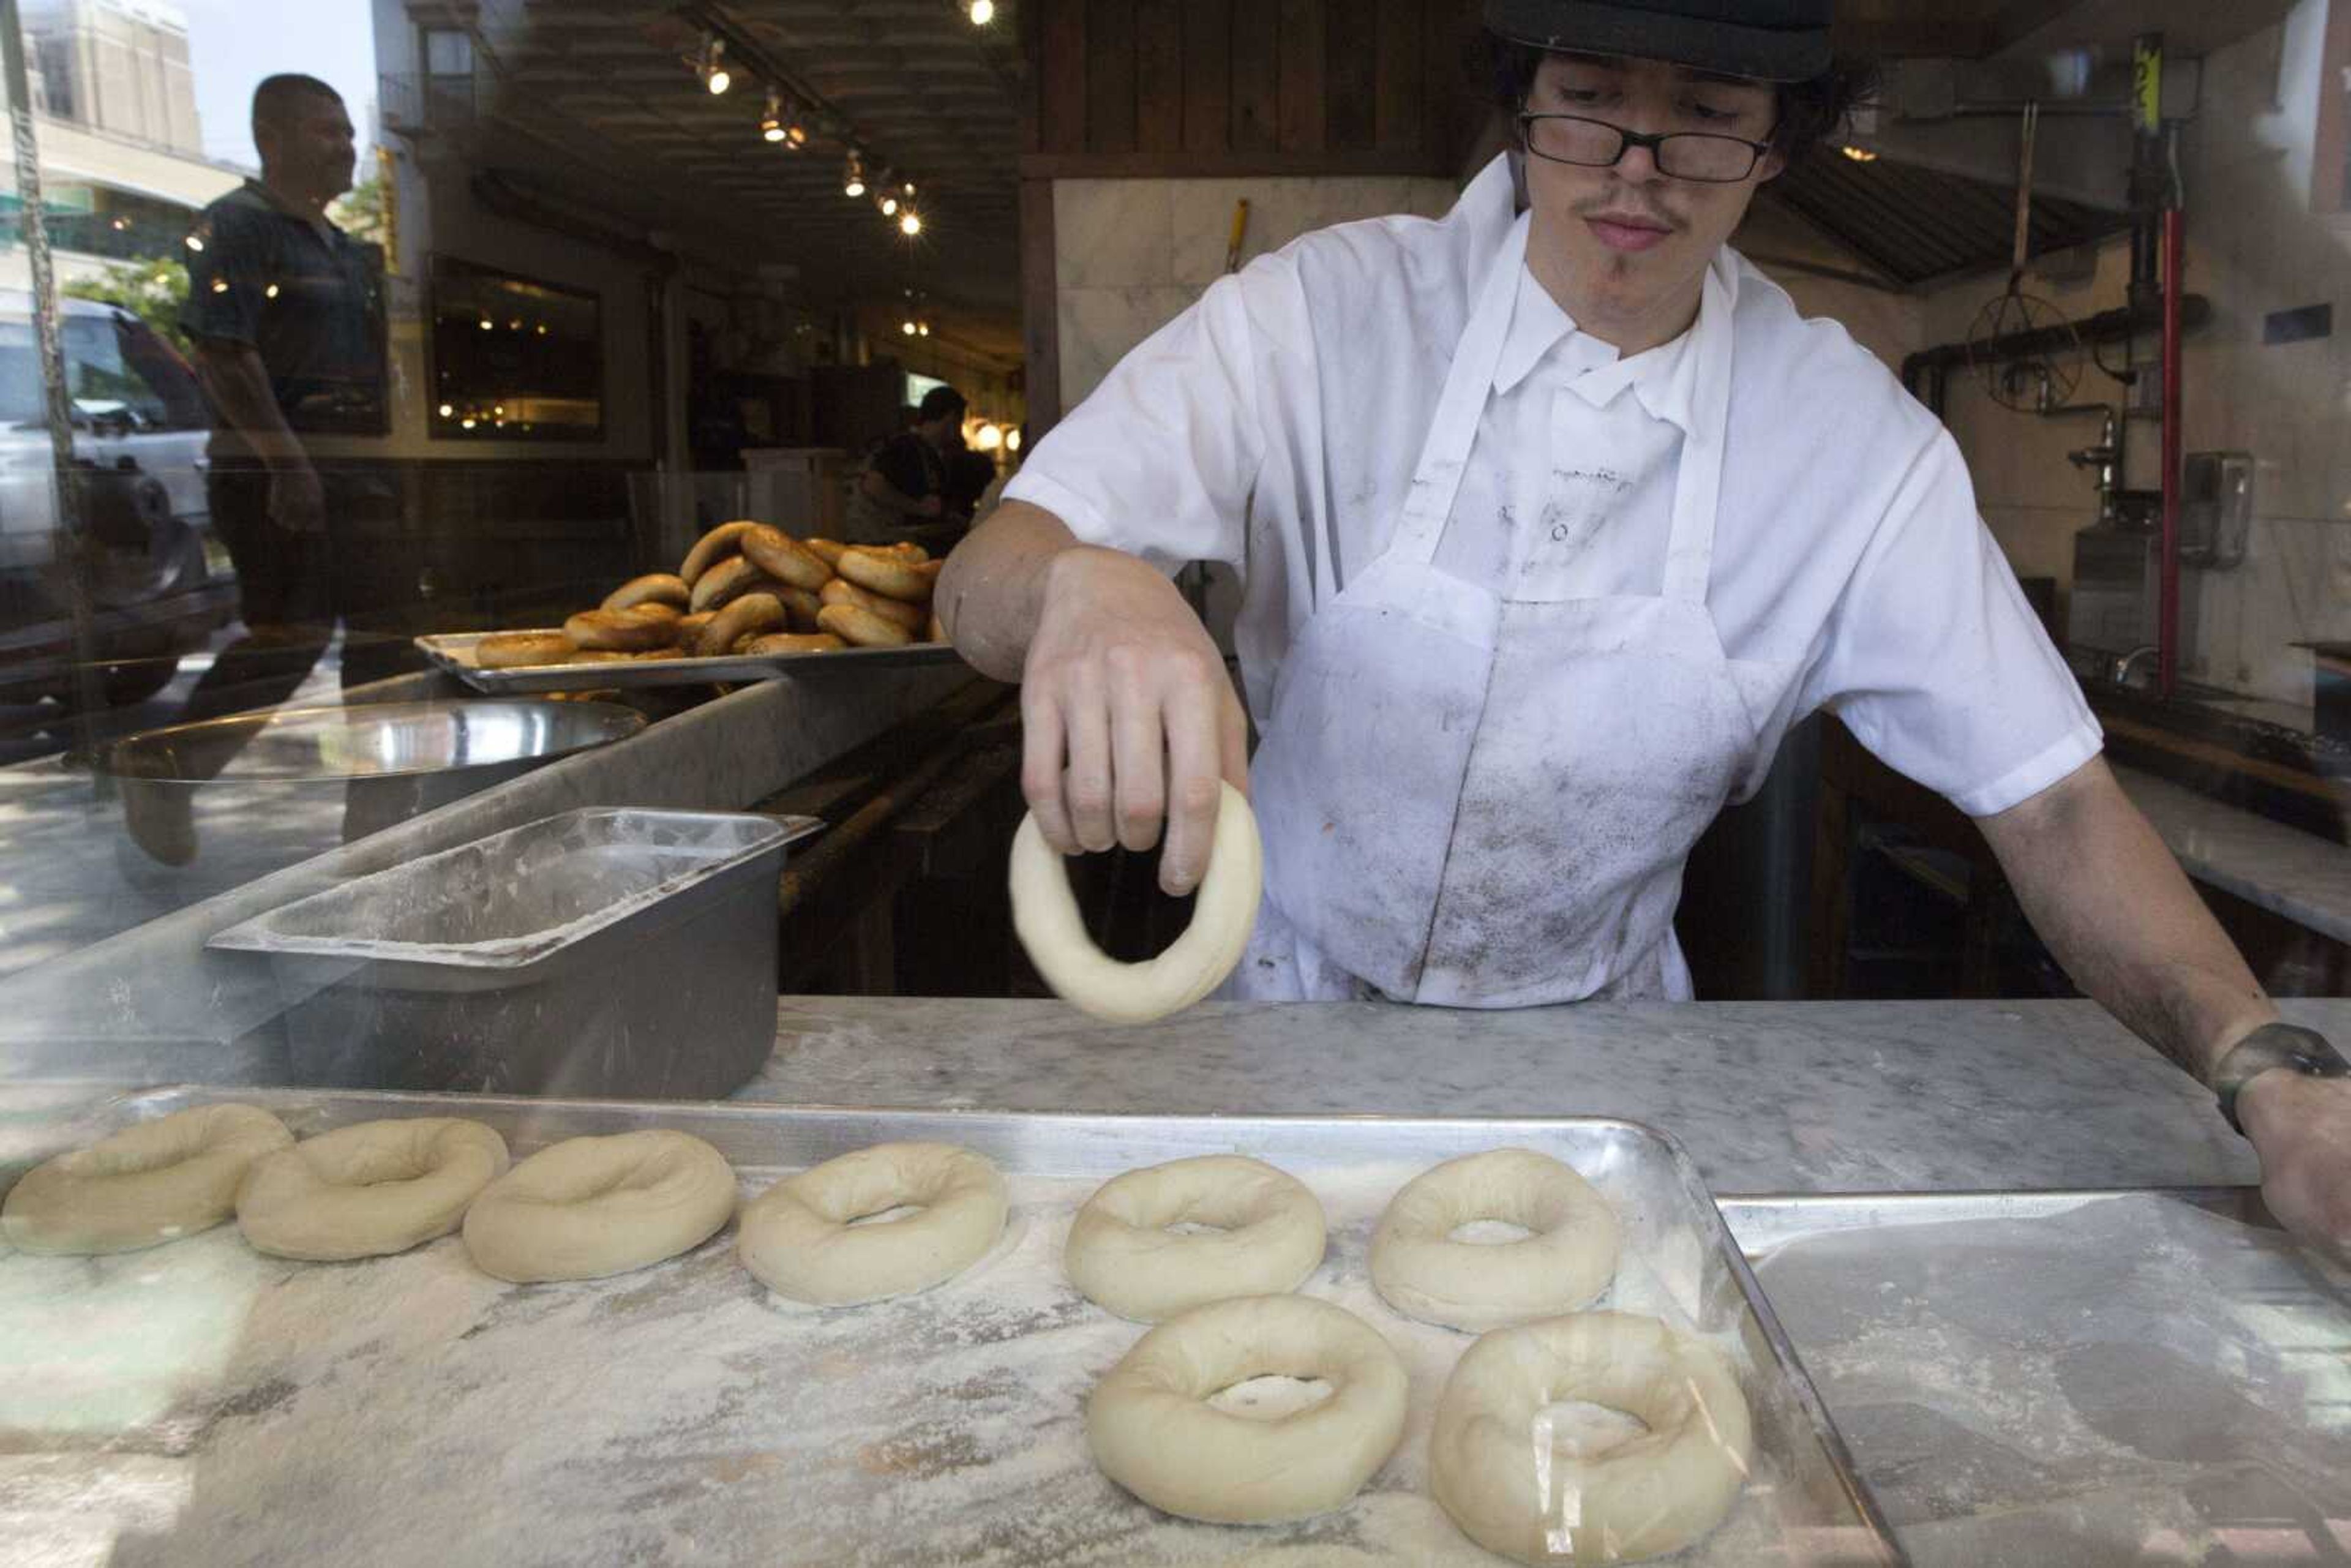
left=1009, top=781, right=1261, bottom=1024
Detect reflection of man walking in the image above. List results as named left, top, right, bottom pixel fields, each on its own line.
left=177, top=72, right=392, bottom=722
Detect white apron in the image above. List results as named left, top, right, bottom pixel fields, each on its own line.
left=1232, top=207, right=1768, bottom=1006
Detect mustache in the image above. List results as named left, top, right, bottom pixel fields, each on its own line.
left=1570, top=195, right=1684, bottom=231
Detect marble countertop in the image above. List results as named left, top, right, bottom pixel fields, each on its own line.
left=2114, top=764, right=2351, bottom=943
left=748, top=995, right=2351, bottom=1194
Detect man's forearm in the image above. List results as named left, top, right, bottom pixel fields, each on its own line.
left=1981, top=756, right=2276, bottom=1082
left=861, top=470, right=931, bottom=519
left=934, top=499, right=1081, bottom=681
left=193, top=342, right=306, bottom=468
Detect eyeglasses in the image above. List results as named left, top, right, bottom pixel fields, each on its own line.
left=1518, top=112, right=1774, bottom=184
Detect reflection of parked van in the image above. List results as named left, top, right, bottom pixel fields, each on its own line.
left=0, top=291, right=234, bottom=706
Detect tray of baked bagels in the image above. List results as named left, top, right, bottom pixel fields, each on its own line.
left=417, top=521, right=962, bottom=694
left=1, top=1090, right=1905, bottom=1566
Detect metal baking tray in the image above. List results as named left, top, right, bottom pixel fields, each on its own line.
left=2, top=1089, right=1904, bottom=1567
left=1722, top=1187, right=2351, bottom=1564
left=415, top=629, right=962, bottom=695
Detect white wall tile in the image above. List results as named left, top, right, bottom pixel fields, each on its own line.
left=1056, top=181, right=1174, bottom=289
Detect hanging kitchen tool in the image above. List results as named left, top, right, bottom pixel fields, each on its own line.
left=1965, top=102, right=2085, bottom=414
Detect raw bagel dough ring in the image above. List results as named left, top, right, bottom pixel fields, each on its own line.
left=1087, top=1293, right=1408, bottom=1524
left=1370, top=1147, right=1619, bottom=1331
left=2, top=1104, right=293, bottom=1255
left=462, top=1130, right=735, bottom=1283
left=1065, top=1155, right=1326, bottom=1321
left=236, top=1117, right=511, bottom=1261
left=1010, top=781, right=1262, bottom=1026
left=1430, top=1311, right=1752, bottom=1566
left=738, top=1141, right=1006, bottom=1304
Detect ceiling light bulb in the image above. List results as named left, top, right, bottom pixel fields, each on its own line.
left=761, top=89, right=786, bottom=141
left=969, top=0, right=995, bottom=24
left=844, top=154, right=867, bottom=198
left=700, top=36, right=731, bottom=95
left=1006, top=427, right=1021, bottom=452
left=902, top=320, right=917, bottom=336
left=917, top=320, right=931, bottom=336
left=900, top=210, right=923, bottom=236
left=975, top=422, right=1002, bottom=451
left=879, top=192, right=899, bottom=216
left=786, top=120, right=808, bottom=149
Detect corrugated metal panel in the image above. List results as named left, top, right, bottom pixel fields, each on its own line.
left=1765, top=148, right=2130, bottom=288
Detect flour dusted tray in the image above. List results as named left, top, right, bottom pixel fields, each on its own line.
left=415, top=629, right=962, bottom=694
left=1, top=1089, right=1906, bottom=1567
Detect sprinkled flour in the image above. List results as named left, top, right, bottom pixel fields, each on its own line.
left=4, top=1158, right=1842, bottom=1566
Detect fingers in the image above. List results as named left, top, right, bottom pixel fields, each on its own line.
left=1159, top=677, right=1223, bottom=896
left=1060, top=673, right=1117, bottom=854
left=1019, top=686, right=1078, bottom=856
left=1110, top=685, right=1166, bottom=855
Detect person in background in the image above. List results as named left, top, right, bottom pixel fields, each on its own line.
left=973, top=424, right=1027, bottom=524
left=846, top=384, right=967, bottom=547
left=126, top=73, right=390, bottom=866
left=177, top=72, right=394, bottom=724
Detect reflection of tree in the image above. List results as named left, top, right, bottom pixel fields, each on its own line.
left=331, top=174, right=388, bottom=247
left=61, top=257, right=190, bottom=354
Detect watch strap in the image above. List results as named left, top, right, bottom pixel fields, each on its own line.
left=2211, top=1022, right=2349, bottom=1136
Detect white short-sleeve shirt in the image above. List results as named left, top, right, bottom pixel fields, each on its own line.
left=1007, top=162, right=2101, bottom=818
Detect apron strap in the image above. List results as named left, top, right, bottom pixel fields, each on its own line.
left=1388, top=211, right=1532, bottom=568
left=1660, top=258, right=1736, bottom=605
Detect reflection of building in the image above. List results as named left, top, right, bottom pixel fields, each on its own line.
left=0, top=0, right=238, bottom=293
left=21, top=0, right=202, bottom=156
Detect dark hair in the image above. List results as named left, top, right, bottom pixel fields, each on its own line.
left=251, top=73, right=343, bottom=137
left=1480, top=32, right=1877, bottom=164
left=918, top=385, right=967, bottom=422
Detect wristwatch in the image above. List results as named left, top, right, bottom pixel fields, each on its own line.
left=2211, top=1022, right=2350, bottom=1136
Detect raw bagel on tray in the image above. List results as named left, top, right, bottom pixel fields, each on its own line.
left=2, top=1103, right=294, bottom=1255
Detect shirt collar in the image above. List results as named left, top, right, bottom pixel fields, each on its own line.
left=1492, top=264, right=1611, bottom=397
left=1556, top=249, right=1741, bottom=432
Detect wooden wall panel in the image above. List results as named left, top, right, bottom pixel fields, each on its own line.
left=1038, top=0, right=1087, bottom=154
left=1086, top=0, right=1138, bottom=154
left=1024, top=0, right=1477, bottom=179
left=1373, top=0, right=1421, bottom=151
left=1182, top=1, right=1232, bottom=155
left=1231, top=2, right=1281, bottom=153
left=1277, top=0, right=1327, bottom=154
left=1325, top=0, right=1378, bottom=152
left=1133, top=1, right=1184, bottom=154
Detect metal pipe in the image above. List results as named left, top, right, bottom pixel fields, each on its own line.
left=2159, top=206, right=2184, bottom=699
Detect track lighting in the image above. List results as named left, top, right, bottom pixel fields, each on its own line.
left=699, top=34, right=730, bottom=95
left=844, top=151, right=867, bottom=198
left=760, top=89, right=787, bottom=142
left=969, top=0, right=995, bottom=24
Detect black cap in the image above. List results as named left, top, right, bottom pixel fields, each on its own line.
left=1485, top=0, right=1834, bottom=84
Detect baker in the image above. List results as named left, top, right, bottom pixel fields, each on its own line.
left=937, top=0, right=2348, bottom=1261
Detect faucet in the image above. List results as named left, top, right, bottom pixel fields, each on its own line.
left=2111, top=645, right=2160, bottom=688
left=2066, top=407, right=2123, bottom=526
